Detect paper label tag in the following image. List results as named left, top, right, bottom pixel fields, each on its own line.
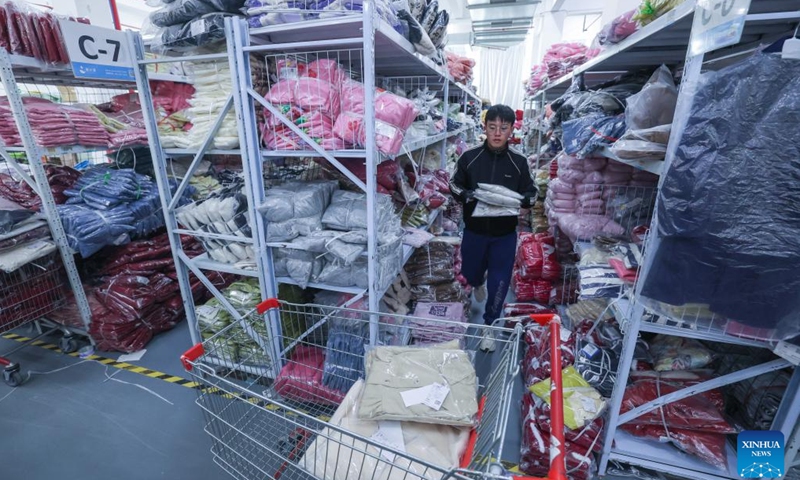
left=775, top=341, right=800, bottom=366
left=422, top=382, right=450, bottom=410
left=375, top=121, right=397, bottom=138
left=579, top=396, right=599, bottom=415
left=581, top=343, right=600, bottom=359
left=279, top=67, right=298, bottom=80
left=190, top=19, right=206, bottom=37
left=400, top=384, right=433, bottom=407
left=371, top=421, right=405, bottom=462
left=560, top=327, right=571, bottom=343
left=783, top=37, right=800, bottom=60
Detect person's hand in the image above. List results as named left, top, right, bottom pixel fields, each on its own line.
left=464, top=190, right=476, bottom=203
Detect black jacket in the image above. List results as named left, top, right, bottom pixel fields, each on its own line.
left=449, top=142, right=537, bottom=236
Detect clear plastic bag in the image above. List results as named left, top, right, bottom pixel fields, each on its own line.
left=625, top=65, right=677, bottom=131
left=358, top=343, right=478, bottom=426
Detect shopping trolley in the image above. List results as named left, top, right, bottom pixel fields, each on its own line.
left=181, top=298, right=568, bottom=480
left=0, top=252, right=69, bottom=387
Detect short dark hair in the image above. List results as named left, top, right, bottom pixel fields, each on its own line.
left=484, top=104, right=515, bottom=124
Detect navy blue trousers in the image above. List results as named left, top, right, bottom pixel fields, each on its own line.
left=461, top=229, right=517, bottom=325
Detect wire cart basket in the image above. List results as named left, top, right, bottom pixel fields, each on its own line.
left=180, top=298, right=546, bottom=480
left=0, top=251, right=69, bottom=386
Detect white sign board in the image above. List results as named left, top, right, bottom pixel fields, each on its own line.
left=58, top=20, right=135, bottom=82
left=690, top=0, right=752, bottom=56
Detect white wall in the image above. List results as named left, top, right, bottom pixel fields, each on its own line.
left=24, top=0, right=154, bottom=30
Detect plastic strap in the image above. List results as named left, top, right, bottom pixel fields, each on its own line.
left=655, top=373, right=671, bottom=440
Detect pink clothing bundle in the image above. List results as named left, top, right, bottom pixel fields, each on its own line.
left=543, top=43, right=595, bottom=79
left=445, top=51, right=476, bottom=83
left=375, top=92, right=418, bottom=131
left=295, top=77, right=340, bottom=117
left=0, top=97, right=109, bottom=148
left=340, top=79, right=366, bottom=114
left=331, top=112, right=404, bottom=156
left=306, top=59, right=346, bottom=86
left=525, top=64, right=549, bottom=95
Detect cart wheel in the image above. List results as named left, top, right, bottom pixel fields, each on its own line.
left=59, top=336, right=79, bottom=354
left=3, top=367, right=23, bottom=387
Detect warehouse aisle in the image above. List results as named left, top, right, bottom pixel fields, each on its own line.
left=0, top=322, right=223, bottom=480
left=0, top=300, right=527, bottom=480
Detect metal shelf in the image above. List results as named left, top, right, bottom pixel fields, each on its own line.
left=249, top=16, right=477, bottom=100
left=609, top=431, right=739, bottom=480
left=260, top=127, right=466, bottom=160
left=7, top=53, right=191, bottom=88
left=275, top=277, right=366, bottom=295
left=599, top=147, right=663, bottom=175
left=164, top=148, right=243, bottom=156
left=539, top=0, right=800, bottom=96
left=189, top=254, right=260, bottom=278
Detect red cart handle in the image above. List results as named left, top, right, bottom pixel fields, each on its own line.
left=181, top=343, right=205, bottom=371
left=257, top=298, right=280, bottom=314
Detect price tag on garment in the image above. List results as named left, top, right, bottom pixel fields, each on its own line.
left=559, top=327, right=571, bottom=343
left=400, top=384, right=434, bottom=407
left=689, top=0, right=752, bottom=56
left=190, top=19, right=206, bottom=37
left=58, top=20, right=135, bottom=82
left=422, top=382, right=450, bottom=410
left=774, top=341, right=800, bottom=366
left=371, top=421, right=405, bottom=462
left=581, top=343, right=600, bottom=359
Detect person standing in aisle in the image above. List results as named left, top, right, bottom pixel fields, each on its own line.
left=450, top=104, right=537, bottom=352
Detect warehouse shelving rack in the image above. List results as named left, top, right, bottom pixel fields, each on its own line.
left=525, top=1, right=800, bottom=478
left=131, top=4, right=480, bottom=376
left=0, top=48, right=188, bottom=354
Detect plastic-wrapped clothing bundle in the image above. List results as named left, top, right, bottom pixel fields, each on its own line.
left=295, top=77, right=341, bottom=117
left=609, top=125, right=670, bottom=161
left=320, top=306, right=369, bottom=394
left=260, top=180, right=337, bottom=241
left=521, top=393, right=596, bottom=480
left=522, top=325, right=576, bottom=387
left=274, top=345, right=347, bottom=405
left=397, top=9, right=435, bottom=57
left=557, top=214, right=625, bottom=243
left=0, top=2, right=76, bottom=64
left=445, top=50, right=475, bottom=83
left=620, top=424, right=728, bottom=470
left=176, top=182, right=254, bottom=264
left=405, top=241, right=454, bottom=286
left=149, top=0, right=245, bottom=27
left=0, top=217, right=49, bottom=253
left=408, top=302, right=467, bottom=344
left=176, top=60, right=239, bottom=149
left=358, top=341, right=478, bottom=426
left=529, top=366, right=606, bottom=430
left=145, top=12, right=231, bottom=53
left=621, top=371, right=734, bottom=434
left=322, top=190, right=401, bottom=241
left=624, top=65, right=677, bottom=131
left=58, top=204, right=135, bottom=258
left=299, top=379, right=471, bottom=480
left=648, top=335, right=713, bottom=371
left=642, top=54, right=800, bottom=337
left=0, top=97, right=110, bottom=148
left=0, top=197, right=33, bottom=234
left=594, top=10, right=637, bottom=46
left=562, top=114, right=626, bottom=158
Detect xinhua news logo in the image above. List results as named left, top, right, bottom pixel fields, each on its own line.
left=738, top=430, right=784, bottom=478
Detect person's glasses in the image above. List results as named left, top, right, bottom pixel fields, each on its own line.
left=486, top=124, right=511, bottom=134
